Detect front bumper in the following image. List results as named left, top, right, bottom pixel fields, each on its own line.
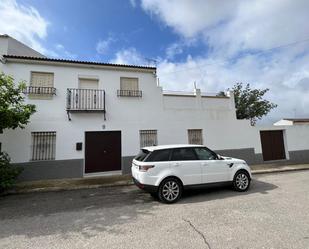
left=132, top=177, right=158, bottom=193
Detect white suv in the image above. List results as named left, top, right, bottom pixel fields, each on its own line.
left=132, top=144, right=252, bottom=203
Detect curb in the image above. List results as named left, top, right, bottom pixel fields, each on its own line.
left=251, top=167, right=309, bottom=175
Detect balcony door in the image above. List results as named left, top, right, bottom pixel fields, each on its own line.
left=85, top=131, right=121, bottom=173
left=78, top=78, right=99, bottom=109
left=79, top=78, right=99, bottom=89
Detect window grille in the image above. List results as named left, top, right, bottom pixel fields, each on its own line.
left=31, top=132, right=56, bottom=161
left=188, top=129, right=203, bottom=145
left=140, top=130, right=157, bottom=148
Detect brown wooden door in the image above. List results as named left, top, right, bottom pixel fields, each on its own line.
left=260, top=130, right=286, bottom=161
left=85, top=131, right=121, bottom=173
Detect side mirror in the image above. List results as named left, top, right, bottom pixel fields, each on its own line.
left=216, top=154, right=224, bottom=160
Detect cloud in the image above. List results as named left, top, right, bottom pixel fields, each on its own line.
left=165, top=42, right=183, bottom=59
left=96, top=36, right=116, bottom=55
left=110, top=47, right=152, bottom=66
left=139, top=0, right=309, bottom=122
left=141, top=0, right=309, bottom=55
left=129, top=0, right=137, bottom=8
left=55, top=44, right=77, bottom=59
left=141, top=0, right=236, bottom=38
left=0, top=0, right=49, bottom=54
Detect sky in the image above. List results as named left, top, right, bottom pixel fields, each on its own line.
left=0, top=0, right=309, bottom=124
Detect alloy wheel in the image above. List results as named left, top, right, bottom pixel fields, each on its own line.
left=235, top=173, right=249, bottom=190
left=162, top=180, right=180, bottom=201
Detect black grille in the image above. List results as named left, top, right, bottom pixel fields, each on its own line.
left=66, top=88, right=106, bottom=111
left=140, top=130, right=157, bottom=147
left=23, top=86, right=56, bottom=95
left=117, top=90, right=142, bottom=97
left=31, top=132, right=56, bottom=161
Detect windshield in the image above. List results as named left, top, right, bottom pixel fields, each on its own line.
left=134, top=149, right=150, bottom=161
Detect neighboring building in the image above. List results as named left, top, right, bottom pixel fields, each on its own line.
left=0, top=34, right=45, bottom=58
left=274, top=118, right=309, bottom=126
left=1, top=36, right=309, bottom=181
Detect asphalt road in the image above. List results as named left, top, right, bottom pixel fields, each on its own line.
left=0, top=171, right=309, bottom=249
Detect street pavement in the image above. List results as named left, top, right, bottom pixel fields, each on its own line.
left=0, top=171, right=308, bottom=249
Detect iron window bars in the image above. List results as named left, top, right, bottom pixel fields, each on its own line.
left=140, top=130, right=158, bottom=148
left=23, top=86, right=56, bottom=95
left=31, top=131, right=56, bottom=161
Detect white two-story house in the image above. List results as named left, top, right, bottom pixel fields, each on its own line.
left=5, top=35, right=308, bottom=182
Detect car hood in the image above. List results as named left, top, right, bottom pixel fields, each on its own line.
left=220, top=156, right=246, bottom=163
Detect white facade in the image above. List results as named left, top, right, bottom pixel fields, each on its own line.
left=1, top=57, right=259, bottom=163
left=1, top=37, right=309, bottom=180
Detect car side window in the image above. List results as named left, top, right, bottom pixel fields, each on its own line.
left=171, top=148, right=197, bottom=161
left=145, top=149, right=171, bottom=162
left=194, top=147, right=217, bottom=160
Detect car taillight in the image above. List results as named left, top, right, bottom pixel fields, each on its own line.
left=139, top=165, right=155, bottom=172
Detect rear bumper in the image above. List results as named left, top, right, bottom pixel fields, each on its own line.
left=132, top=177, right=158, bottom=193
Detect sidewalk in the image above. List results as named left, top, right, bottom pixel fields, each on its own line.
left=8, top=163, right=309, bottom=194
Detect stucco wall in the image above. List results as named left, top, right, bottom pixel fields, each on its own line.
left=0, top=60, right=254, bottom=163
left=1, top=60, right=309, bottom=181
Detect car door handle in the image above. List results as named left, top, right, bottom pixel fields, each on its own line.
left=173, top=162, right=180, bottom=167
left=201, top=162, right=207, bottom=166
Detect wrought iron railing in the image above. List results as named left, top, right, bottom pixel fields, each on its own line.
left=23, top=86, right=56, bottom=95
left=66, top=88, right=106, bottom=112
left=117, top=89, right=142, bottom=97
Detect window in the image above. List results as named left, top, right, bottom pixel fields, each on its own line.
left=79, top=78, right=99, bottom=89
left=26, top=72, right=55, bottom=96
left=121, top=77, right=138, bottom=90
left=188, top=129, right=203, bottom=145
left=134, top=149, right=150, bottom=161
left=146, top=149, right=171, bottom=162
left=194, top=147, right=217, bottom=160
left=118, top=77, right=142, bottom=97
left=140, top=130, right=157, bottom=148
left=170, top=148, right=197, bottom=161
left=31, top=132, right=56, bottom=161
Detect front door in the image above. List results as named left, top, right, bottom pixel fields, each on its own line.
left=260, top=130, right=286, bottom=161
left=194, top=147, right=230, bottom=183
left=85, top=131, right=121, bottom=173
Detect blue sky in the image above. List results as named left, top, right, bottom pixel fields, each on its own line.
left=18, top=0, right=194, bottom=62
left=1, top=0, right=309, bottom=123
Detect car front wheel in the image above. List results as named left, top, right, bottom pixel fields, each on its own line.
left=158, top=178, right=182, bottom=204
left=233, top=171, right=250, bottom=191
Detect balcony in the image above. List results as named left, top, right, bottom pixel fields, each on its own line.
left=117, top=89, right=142, bottom=97
left=23, top=86, right=56, bottom=95
left=66, top=88, right=106, bottom=117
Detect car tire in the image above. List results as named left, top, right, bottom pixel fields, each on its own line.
left=233, top=170, right=250, bottom=192
left=150, top=193, right=158, bottom=199
left=158, top=177, right=182, bottom=204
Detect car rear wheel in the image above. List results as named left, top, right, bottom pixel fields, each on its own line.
left=158, top=178, right=182, bottom=204
left=233, top=171, right=250, bottom=191
left=150, top=193, right=158, bottom=199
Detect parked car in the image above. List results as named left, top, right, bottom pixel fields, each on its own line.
left=131, top=144, right=252, bottom=203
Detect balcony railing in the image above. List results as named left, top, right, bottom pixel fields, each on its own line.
left=66, top=88, right=106, bottom=112
left=117, top=89, right=142, bottom=97
left=23, top=86, right=56, bottom=95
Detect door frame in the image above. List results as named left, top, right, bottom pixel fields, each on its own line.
left=83, top=130, right=122, bottom=177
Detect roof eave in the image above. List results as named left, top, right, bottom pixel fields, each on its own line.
left=3, top=55, right=157, bottom=73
